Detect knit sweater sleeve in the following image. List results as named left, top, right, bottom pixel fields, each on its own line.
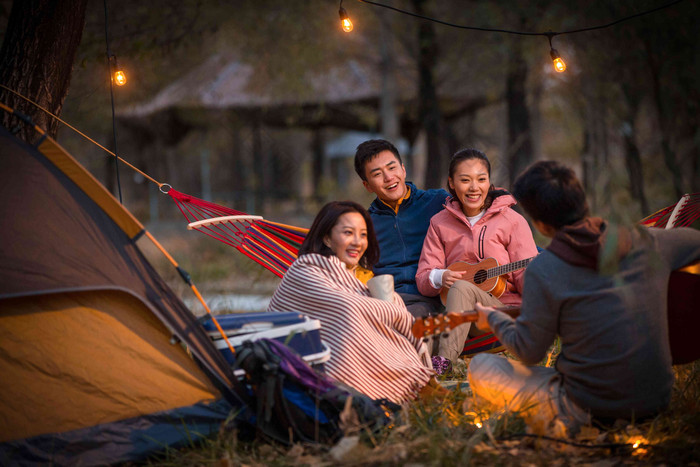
left=415, top=219, right=446, bottom=296
left=487, top=259, right=557, bottom=365
left=651, top=227, right=700, bottom=269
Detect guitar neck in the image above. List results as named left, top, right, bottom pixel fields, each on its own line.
left=412, top=306, right=521, bottom=339
left=487, top=257, right=533, bottom=279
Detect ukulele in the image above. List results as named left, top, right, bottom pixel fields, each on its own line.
left=439, top=256, right=535, bottom=304
left=412, top=305, right=521, bottom=339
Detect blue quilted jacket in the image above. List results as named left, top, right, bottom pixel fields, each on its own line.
left=368, top=182, right=448, bottom=295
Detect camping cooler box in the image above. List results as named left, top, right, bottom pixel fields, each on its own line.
left=202, top=312, right=330, bottom=376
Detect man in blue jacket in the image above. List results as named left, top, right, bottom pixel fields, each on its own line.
left=354, top=139, right=448, bottom=318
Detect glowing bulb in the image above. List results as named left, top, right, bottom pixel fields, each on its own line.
left=342, top=17, right=353, bottom=32
left=633, top=441, right=640, bottom=449
left=553, top=57, right=566, bottom=72
left=114, top=70, right=127, bottom=86
left=339, top=6, right=353, bottom=32
left=550, top=48, right=566, bottom=73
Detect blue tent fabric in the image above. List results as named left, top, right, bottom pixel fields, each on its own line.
left=0, top=399, right=233, bottom=465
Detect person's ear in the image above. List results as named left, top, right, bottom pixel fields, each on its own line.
left=323, top=235, right=332, bottom=249
left=448, top=177, right=455, bottom=190
left=532, top=220, right=557, bottom=238
left=362, top=180, right=373, bottom=193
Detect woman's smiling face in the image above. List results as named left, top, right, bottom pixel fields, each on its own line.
left=449, top=158, right=491, bottom=217
left=324, top=212, right=368, bottom=269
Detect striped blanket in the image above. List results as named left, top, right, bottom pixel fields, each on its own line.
left=268, top=253, right=434, bottom=403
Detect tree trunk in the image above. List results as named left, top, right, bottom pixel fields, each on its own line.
left=620, top=84, right=649, bottom=217
left=377, top=5, right=399, bottom=145
left=0, top=0, right=87, bottom=141
left=413, top=0, right=445, bottom=189
left=642, top=38, right=684, bottom=199
left=505, top=37, right=533, bottom=186
left=311, top=128, right=325, bottom=202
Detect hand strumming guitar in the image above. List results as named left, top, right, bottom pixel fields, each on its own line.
left=441, top=269, right=466, bottom=289
left=474, top=302, right=498, bottom=332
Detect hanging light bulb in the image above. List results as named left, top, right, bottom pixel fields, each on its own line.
left=339, top=2, right=353, bottom=32
left=110, top=55, right=127, bottom=86
left=550, top=48, right=566, bottom=73
left=114, top=69, right=127, bottom=86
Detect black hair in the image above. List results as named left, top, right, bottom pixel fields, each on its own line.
left=298, top=200, right=380, bottom=269
left=512, top=160, right=589, bottom=228
left=448, top=148, right=508, bottom=211
left=354, top=139, right=403, bottom=181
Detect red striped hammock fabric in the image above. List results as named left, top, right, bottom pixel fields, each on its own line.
left=169, top=188, right=306, bottom=278
left=639, top=193, right=700, bottom=229
left=170, top=189, right=699, bottom=359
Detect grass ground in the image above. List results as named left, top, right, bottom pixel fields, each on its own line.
left=140, top=227, right=700, bottom=466
left=142, top=359, right=699, bottom=466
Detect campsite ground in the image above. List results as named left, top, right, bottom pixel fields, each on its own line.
left=142, top=227, right=700, bottom=466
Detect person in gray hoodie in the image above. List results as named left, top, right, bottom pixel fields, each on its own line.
left=469, top=160, right=700, bottom=436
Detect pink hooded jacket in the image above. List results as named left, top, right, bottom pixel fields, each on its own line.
left=416, top=192, right=538, bottom=306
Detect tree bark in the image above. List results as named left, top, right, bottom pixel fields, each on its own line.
left=642, top=38, right=684, bottom=199
left=377, top=5, right=399, bottom=145
left=0, top=0, right=88, bottom=141
left=505, top=37, right=533, bottom=186
left=620, top=84, right=649, bottom=217
left=413, top=0, right=445, bottom=189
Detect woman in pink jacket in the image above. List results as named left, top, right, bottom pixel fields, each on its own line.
left=416, top=148, right=538, bottom=361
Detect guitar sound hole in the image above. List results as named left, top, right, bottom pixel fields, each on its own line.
left=474, top=270, right=487, bottom=284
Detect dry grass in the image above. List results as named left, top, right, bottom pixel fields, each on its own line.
left=137, top=229, right=700, bottom=466
left=141, top=359, right=700, bottom=466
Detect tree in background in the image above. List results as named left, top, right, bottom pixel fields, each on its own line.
left=562, top=0, right=699, bottom=218
left=4, top=0, right=695, bottom=220
left=0, top=0, right=87, bottom=141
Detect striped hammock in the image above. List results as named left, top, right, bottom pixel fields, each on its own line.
left=639, top=192, right=700, bottom=229
left=170, top=189, right=699, bottom=359
left=169, top=188, right=307, bottom=278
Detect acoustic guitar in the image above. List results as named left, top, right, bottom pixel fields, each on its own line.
left=668, top=261, right=700, bottom=365
left=439, top=256, right=535, bottom=304
left=412, top=305, right=520, bottom=339
left=416, top=261, right=700, bottom=365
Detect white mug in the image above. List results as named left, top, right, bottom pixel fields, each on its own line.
left=367, top=274, right=394, bottom=302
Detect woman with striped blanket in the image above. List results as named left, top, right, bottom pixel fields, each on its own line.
left=267, top=201, right=439, bottom=404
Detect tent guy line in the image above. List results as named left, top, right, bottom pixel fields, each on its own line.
left=0, top=95, right=240, bottom=360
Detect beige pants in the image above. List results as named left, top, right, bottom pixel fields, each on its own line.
left=468, top=353, right=591, bottom=436
left=437, top=280, right=503, bottom=361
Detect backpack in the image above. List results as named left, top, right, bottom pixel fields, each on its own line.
left=234, top=338, right=400, bottom=445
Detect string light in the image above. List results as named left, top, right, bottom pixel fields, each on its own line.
left=114, top=70, right=127, bottom=86
left=348, top=0, right=685, bottom=74
left=550, top=49, right=566, bottom=72
left=547, top=34, right=567, bottom=73
left=339, top=1, right=353, bottom=32
left=109, top=55, right=127, bottom=86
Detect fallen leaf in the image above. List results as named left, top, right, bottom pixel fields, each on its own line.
left=576, top=425, right=600, bottom=442
left=330, top=435, right=359, bottom=461
left=287, top=444, right=304, bottom=458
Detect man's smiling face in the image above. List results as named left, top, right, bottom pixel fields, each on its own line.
left=362, top=150, right=407, bottom=209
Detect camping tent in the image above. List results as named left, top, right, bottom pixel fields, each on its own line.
left=0, top=123, right=245, bottom=465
